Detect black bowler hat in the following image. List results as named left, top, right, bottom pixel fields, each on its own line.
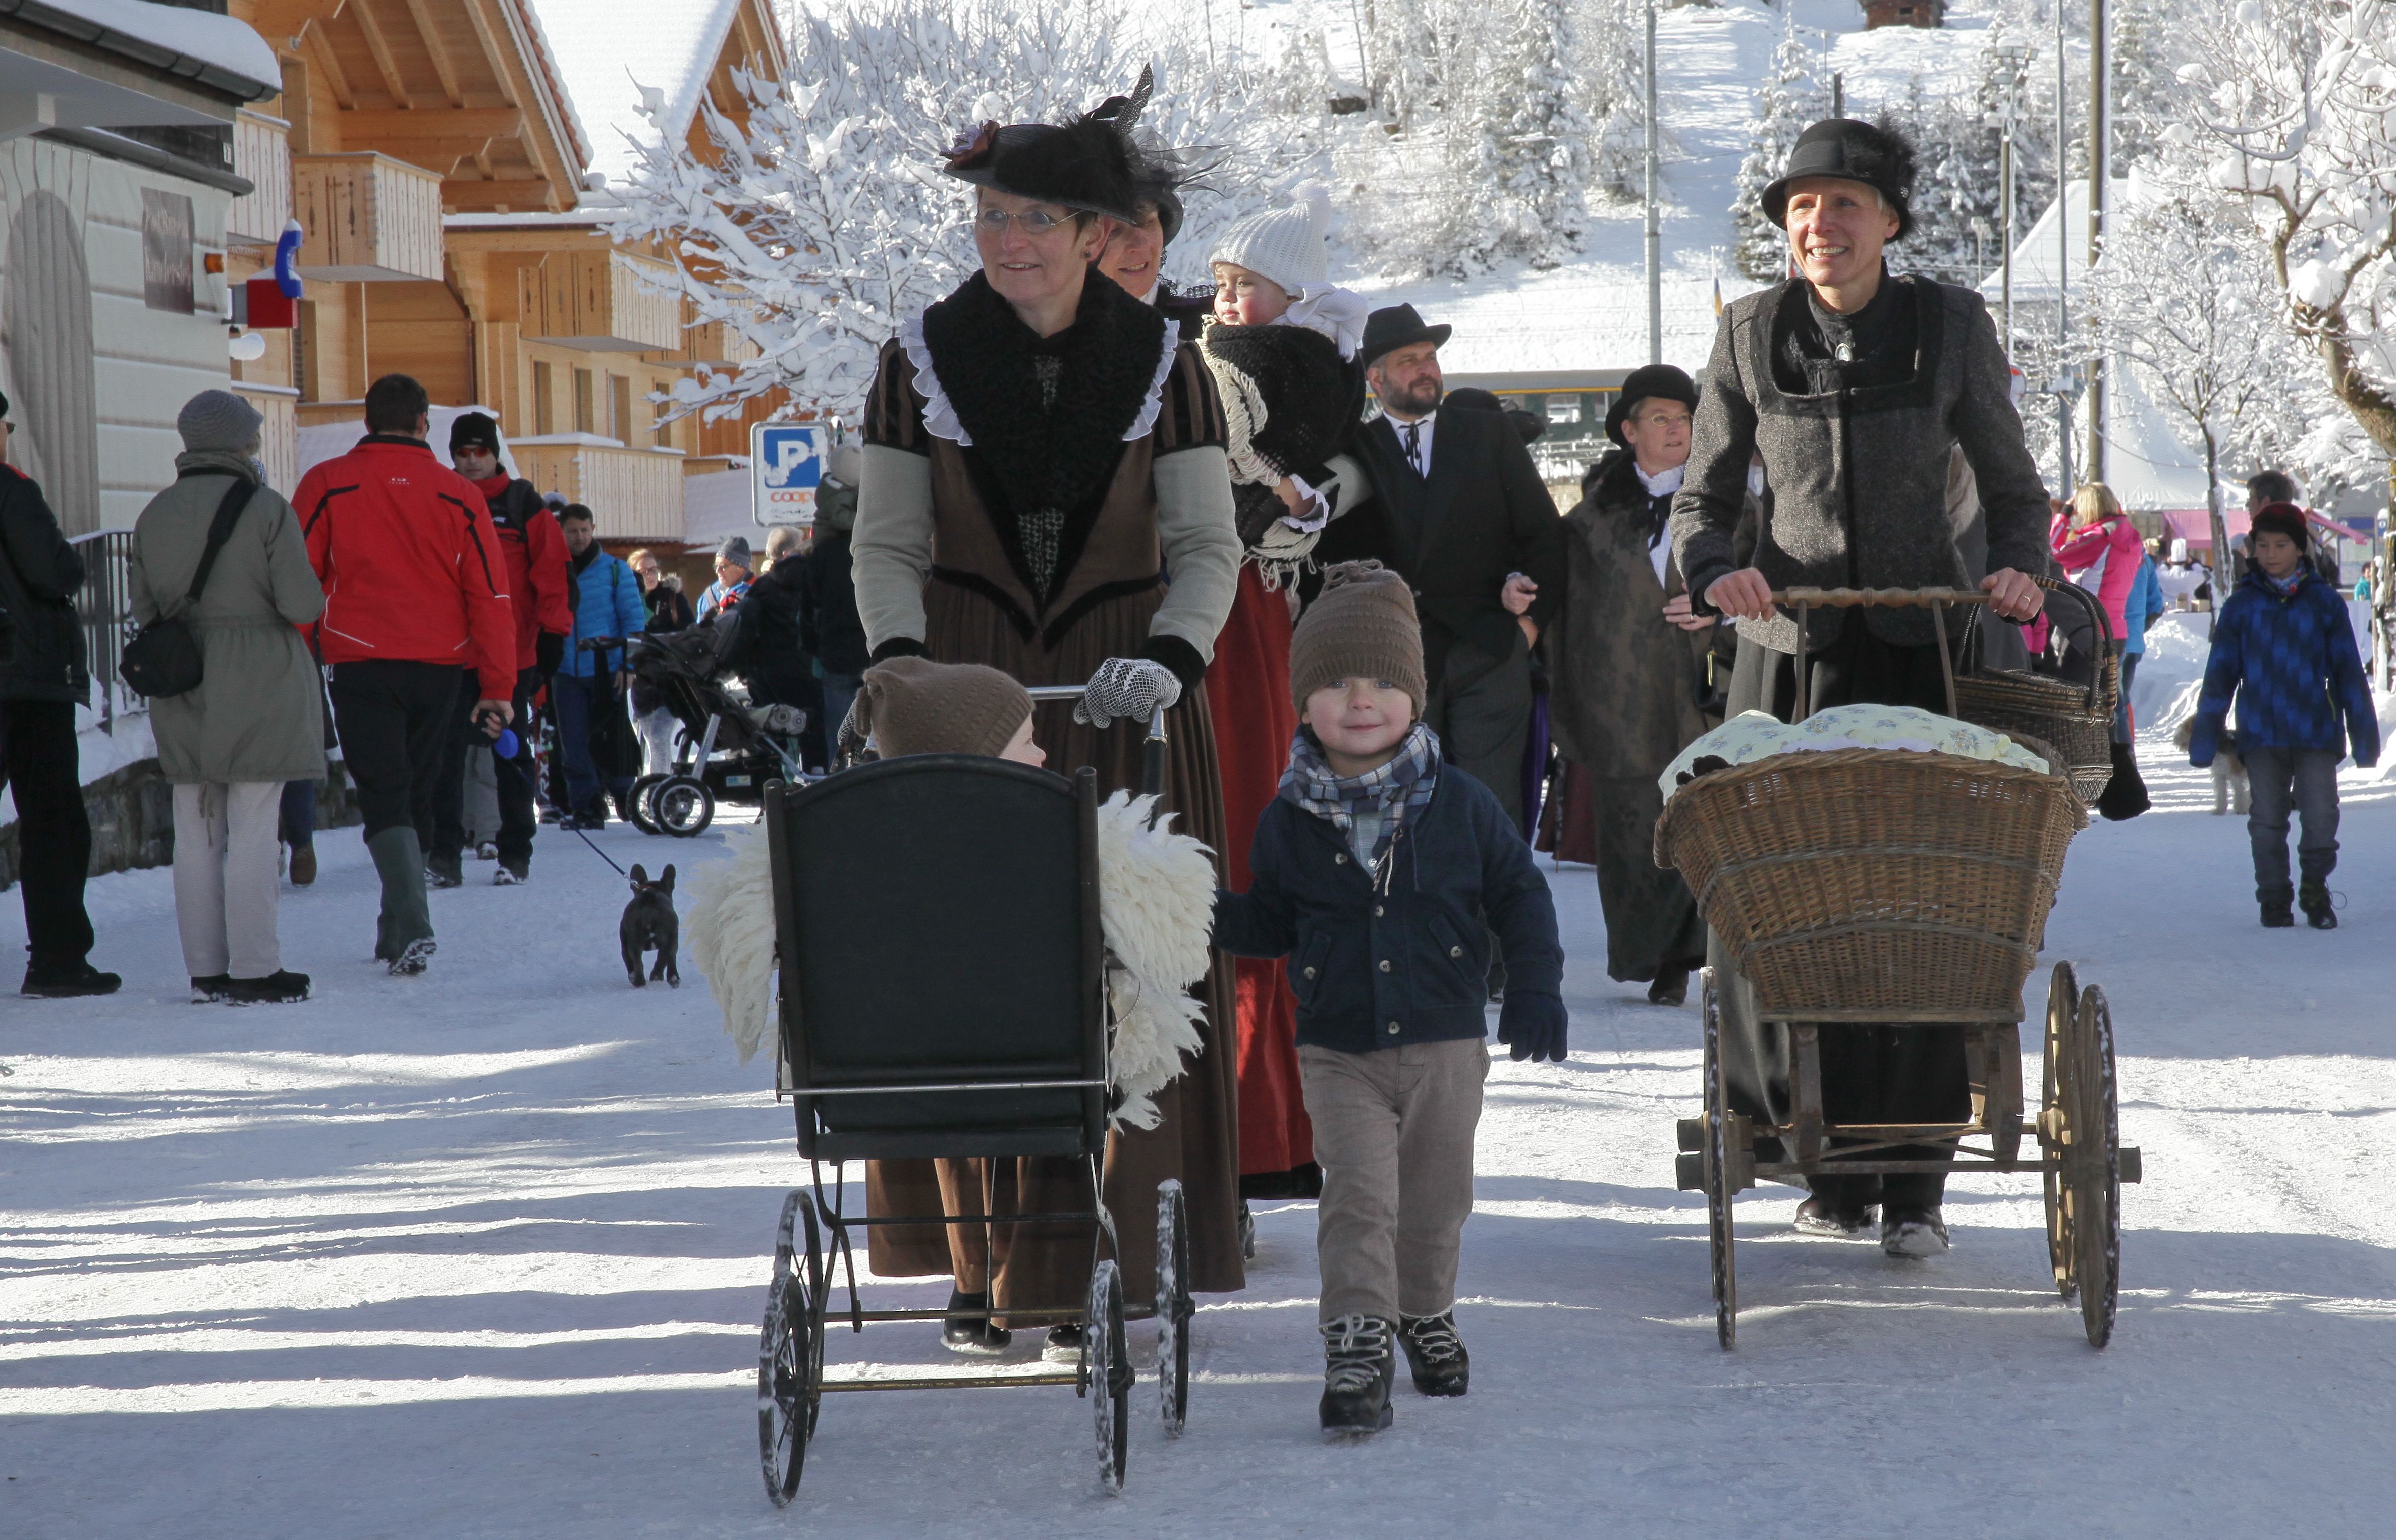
left=1604, top=363, right=1699, bottom=447
left=1761, top=118, right=1918, bottom=240
left=940, top=83, right=1144, bottom=223
left=1360, top=304, right=1452, bottom=369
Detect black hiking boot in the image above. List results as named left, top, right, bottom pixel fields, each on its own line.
left=226, top=971, right=312, bottom=1004
left=2300, top=883, right=2337, bottom=930
left=2261, top=898, right=2296, bottom=928
left=939, top=1289, right=1010, bottom=1355
left=1794, top=1197, right=1878, bottom=1239
left=1647, top=968, right=1689, bottom=1007
left=425, top=851, right=464, bottom=889
left=22, top=962, right=122, bottom=998
left=1397, top=1312, right=1470, bottom=1396
left=190, top=974, right=233, bottom=1003
left=1319, top=1314, right=1396, bottom=1434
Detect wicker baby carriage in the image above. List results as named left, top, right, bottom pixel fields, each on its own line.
left=1952, top=576, right=2118, bottom=805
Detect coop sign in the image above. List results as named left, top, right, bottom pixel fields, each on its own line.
left=751, top=422, right=828, bottom=526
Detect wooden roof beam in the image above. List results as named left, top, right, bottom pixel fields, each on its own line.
left=402, top=0, right=465, bottom=107
left=342, top=105, right=520, bottom=139
left=348, top=1, right=414, bottom=109
left=305, top=18, right=357, bottom=111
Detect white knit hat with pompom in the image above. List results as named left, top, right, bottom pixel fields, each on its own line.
left=1209, top=183, right=1332, bottom=299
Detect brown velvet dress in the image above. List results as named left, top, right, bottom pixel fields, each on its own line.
left=858, top=331, right=1245, bottom=1317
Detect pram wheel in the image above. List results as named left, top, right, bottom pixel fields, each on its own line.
left=2041, top=962, right=2080, bottom=1300
left=1155, top=1180, right=1193, bottom=1437
left=627, top=774, right=667, bottom=835
left=1085, top=1259, right=1129, bottom=1495
left=651, top=775, right=715, bottom=838
left=2068, top=986, right=2122, bottom=1349
left=758, top=1190, right=824, bottom=1507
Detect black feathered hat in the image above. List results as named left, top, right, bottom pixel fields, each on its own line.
left=1761, top=117, right=1918, bottom=240
left=1604, top=363, right=1699, bottom=447
left=1093, top=66, right=1197, bottom=246
left=940, top=85, right=1143, bottom=223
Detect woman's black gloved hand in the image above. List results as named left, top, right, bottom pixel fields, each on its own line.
left=535, top=631, right=565, bottom=677
left=1496, top=990, right=1568, bottom=1063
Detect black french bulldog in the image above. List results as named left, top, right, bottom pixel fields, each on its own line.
left=621, top=863, right=679, bottom=988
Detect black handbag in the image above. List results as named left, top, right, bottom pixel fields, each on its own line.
left=122, top=476, right=256, bottom=699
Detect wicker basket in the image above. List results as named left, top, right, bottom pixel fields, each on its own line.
left=1953, top=578, right=2117, bottom=805
left=1654, top=737, right=2086, bottom=1021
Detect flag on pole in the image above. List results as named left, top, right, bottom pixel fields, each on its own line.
left=1712, top=278, right=1723, bottom=317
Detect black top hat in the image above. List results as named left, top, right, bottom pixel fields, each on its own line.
left=1360, top=304, right=1453, bottom=369
left=941, top=86, right=1143, bottom=223
left=1761, top=118, right=1918, bottom=240
left=1604, top=363, right=1699, bottom=447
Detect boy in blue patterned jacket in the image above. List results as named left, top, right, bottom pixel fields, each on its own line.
left=2188, top=503, right=2380, bottom=928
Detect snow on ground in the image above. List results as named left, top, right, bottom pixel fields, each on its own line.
left=4, top=714, right=2395, bottom=1535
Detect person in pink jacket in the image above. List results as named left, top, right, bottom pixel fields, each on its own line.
left=2051, top=481, right=2151, bottom=819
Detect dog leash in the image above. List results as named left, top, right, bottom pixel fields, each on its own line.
left=489, top=729, right=632, bottom=878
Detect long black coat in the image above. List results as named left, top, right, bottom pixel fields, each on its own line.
left=1314, top=404, right=1565, bottom=686
left=0, top=465, right=87, bottom=702
left=1670, top=274, right=2049, bottom=654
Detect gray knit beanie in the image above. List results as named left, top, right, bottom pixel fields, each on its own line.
left=1288, top=560, right=1425, bottom=717
left=716, top=535, right=753, bottom=570
left=856, top=657, right=1034, bottom=760
left=1210, top=184, right=1332, bottom=299
left=178, top=389, right=264, bottom=454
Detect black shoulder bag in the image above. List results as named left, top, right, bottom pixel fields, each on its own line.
left=122, top=476, right=256, bottom=699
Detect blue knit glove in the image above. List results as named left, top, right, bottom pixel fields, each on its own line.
left=1496, top=990, right=1568, bottom=1064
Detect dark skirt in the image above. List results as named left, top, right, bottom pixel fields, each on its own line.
left=863, top=576, right=1244, bottom=1316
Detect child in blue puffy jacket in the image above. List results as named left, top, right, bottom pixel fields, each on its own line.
left=2188, top=503, right=2380, bottom=928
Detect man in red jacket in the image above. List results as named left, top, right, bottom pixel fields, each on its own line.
left=296, top=375, right=515, bottom=975
left=433, top=411, right=570, bottom=887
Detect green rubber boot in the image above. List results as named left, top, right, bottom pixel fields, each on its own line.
left=366, top=826, right=436, bottom=974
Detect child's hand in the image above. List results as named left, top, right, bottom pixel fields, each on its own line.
left=1496, top=991, right=1568, bottom=1064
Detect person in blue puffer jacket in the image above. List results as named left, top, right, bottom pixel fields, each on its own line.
left=2189, top=503, right=2381, bottom=930
left=555, top=503, right=648, bottom=829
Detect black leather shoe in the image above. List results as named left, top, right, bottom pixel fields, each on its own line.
left=1042, top=1324, right=1084, bottom=1364
left=1397, top=1312, right=1469, bottom=1396
left=939, top=1289, right=1010, bottom=1355
left=1319, top=1314, right=1396, bottom=1433
left=1647, top=968, right=1689, bottom=1006
left=22, top=962, right=122, bottom=998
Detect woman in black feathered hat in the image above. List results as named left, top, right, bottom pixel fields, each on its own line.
left=1666, top=116, right=2058, bottom=1261
left=849, top=79, right=1248, bottom=1357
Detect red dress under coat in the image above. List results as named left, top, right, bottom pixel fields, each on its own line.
left=1205, top=563, right=1314, bottom=1176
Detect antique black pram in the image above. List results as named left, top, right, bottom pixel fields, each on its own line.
left=752, top=687, right=1191, bottom=1505
left=1655, top=587, right=2143, bottom=1352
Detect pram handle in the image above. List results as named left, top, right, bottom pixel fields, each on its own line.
left=1024, top=685, right=1170, bottom=800
left=1766, top=587, right=1989, bottom=723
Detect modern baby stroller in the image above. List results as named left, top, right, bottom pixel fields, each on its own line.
left=617, top=624, right=809, bottom=838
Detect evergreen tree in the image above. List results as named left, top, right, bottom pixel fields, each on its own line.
left=1732, top=20, right=1823, bottom=282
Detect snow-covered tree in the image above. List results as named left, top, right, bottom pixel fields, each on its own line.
left=2176, top=0, right=2396, bottom=456
left=605, top=0, right=1325, bottom=424
left=1731, top=20, right=1823, bottom=282
left=1453, top=0, right=1596, bottom=267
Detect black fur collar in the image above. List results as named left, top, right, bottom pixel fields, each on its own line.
left=919, top=270, right=1169, bottom=605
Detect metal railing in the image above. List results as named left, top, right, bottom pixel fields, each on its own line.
left=69, top=529, right=138, bottom=729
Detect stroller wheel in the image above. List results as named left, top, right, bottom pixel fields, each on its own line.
left=652, top=775, right=715, bottom=838
left=627, top=774, right=668, bottom=836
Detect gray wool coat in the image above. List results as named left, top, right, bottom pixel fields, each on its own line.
left=130, top=451, right=327, bottom=785
left=1670, top=274, right=2050, bottom=654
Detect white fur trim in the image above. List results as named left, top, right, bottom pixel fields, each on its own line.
left=898, top=315, right=971, bottom=447
left=1122, top=322, right=1182, bottom=443
left=1095, top=791, right=1217, bottom=1130
left=689, top=823, right=777, bottom=1065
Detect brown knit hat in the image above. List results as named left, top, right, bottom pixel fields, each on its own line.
left=855, top=657, right=1033, bottom=759
left=1288, top=560, right=1426, bottom=717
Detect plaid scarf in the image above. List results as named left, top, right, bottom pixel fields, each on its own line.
left=1281, top=723, right=1442, bottom=882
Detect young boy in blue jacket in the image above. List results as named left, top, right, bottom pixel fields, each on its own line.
left=1213, top=562, right=1565, bottom=1436
left=2189, top=503, right=2381, bottom=928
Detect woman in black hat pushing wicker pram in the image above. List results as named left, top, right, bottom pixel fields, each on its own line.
left=1669, top=118, right=2052, bottom=1259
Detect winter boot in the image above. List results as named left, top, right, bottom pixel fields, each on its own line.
left=425, top=850, right=464, bottom=889
left=2261, top=897, right=2296, bottom=929
left=494, top=857, right=528, bottom=886
left=2300, top=882, right=2337, bottom=930
left=288, top=842, right=317, bottom=887
left=2095, top=740, right=2151, bottom=821
left=940, top=1288, right=1010, bottom=1355
left=367, top=827, right=436, bottom=971
left=1647, top=968, right=1689, bottom=1007
left=1881, top=1207, right=1951, bottom=1259
left=1238, top=1201, right=1258, bottom=1261
left=190, top=974, right=233, bottom=1003
left=1794, top=1197, right=1878, bottom=1239
left=21, top=962, right=122, bottom=998
left=1396, top=1312, right=1470, bottom=1397
left=1319, top=1314, right=1396, bottom=1434
left=1042, top=1324, right=1084, bottom=1365
left=227, top=971, right=312, bottom=1004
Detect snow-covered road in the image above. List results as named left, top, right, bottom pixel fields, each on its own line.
left=4, top=726, right=2392, bottom=1537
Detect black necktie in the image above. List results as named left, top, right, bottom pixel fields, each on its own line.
left=1401, top=421, right=1423, bottom=478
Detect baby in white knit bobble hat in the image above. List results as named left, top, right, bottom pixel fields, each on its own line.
left=1207, top=183, right=1371, bottom=359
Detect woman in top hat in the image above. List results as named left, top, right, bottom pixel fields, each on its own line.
left=850, top=85, right=1245, bottom=1357
left=1668, top=118, right=2051, bottom=1260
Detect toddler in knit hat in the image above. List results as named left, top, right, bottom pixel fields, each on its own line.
left=846, top=656, right=1044, bottom=767
left=1211, top=560, right=1566, bottom=1437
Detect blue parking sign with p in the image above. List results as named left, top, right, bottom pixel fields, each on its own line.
left=752, top=422, right=828, bottom=525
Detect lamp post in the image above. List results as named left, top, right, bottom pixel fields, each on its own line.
left=1985, top=40, right=2031, bottom=363
left=1644, top=0, right=1661, bottom=366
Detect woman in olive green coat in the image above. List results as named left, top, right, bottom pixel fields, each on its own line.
left=130, top=391, right=326, bottom=1003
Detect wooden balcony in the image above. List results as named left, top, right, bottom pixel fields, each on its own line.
left=291, top=152, right=445, bottom=282
left=517, top=251, right=682, bottom=354
left=681, top=314, right=759, bottom=368
left=227, top=109, right=290, bottom=249
left=509, top=435, right=686, bottom=541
